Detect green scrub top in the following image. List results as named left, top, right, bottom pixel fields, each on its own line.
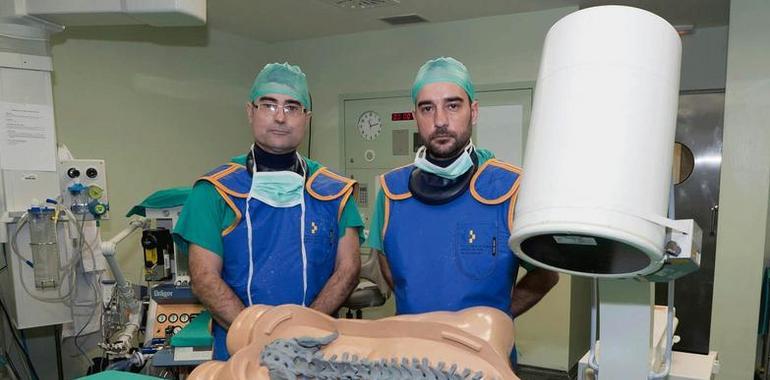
left=174, top=154, right=364, bottom=257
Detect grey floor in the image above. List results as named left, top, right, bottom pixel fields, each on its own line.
left=516, top=365, right=574, bottom=380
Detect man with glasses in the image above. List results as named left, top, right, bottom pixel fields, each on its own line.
left=174, top=63, right=363, bottom=360
left=366, top=57, right=559, bottom=367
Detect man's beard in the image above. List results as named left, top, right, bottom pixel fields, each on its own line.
left=425, top=125, right=472, bottom=160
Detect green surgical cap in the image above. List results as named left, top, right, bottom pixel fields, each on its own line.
left=126, top=187, right=191, bottom=217
left=249, top=62, right=311, bottom=110
left=411, top=57, right=475, bottom=103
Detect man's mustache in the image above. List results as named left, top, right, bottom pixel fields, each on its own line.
left=430, top=131, right=455, bottom=140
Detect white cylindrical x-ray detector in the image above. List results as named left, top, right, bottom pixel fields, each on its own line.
left=509, top=6, right=682, bottom=278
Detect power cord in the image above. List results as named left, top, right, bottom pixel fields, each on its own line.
left=0, top=296, right=40, bottom=380
left=1, top=349, right=22, bottom=379
left=71, top=212, right=101, bottom=368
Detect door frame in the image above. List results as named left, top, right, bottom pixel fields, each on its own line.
left=338, top=81, right=535, bottom=174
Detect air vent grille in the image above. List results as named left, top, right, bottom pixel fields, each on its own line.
left=319, top=0, right=400, bottom=9
left=380, top=14, right=428, bottom=25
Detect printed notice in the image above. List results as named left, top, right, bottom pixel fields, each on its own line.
left=554, top=235, right=598, bottom=246
left=0, top=102, right=57, bottom=171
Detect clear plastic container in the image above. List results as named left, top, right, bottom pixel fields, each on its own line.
left=70, top=191, right=90, bottom=215
left=28, top=208, right=60, bottom=289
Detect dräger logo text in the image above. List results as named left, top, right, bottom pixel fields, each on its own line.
left=153, top=290, right=173, bottom=298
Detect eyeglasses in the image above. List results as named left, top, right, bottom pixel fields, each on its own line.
left=252, top=102, right=307, bottom=117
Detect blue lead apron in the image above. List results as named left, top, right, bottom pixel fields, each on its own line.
left=198, top=162, right=355, bottom=360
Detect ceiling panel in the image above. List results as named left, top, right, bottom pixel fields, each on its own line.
left=205, top=0, right=729, bottom=43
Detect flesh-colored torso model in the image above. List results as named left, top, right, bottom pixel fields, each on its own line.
left=189, top=304, right=520, bottom=380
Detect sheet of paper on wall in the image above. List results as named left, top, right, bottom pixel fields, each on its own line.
left=476, top=105, right=524, bottom=166
left=0, top=102, right=57, bottom=171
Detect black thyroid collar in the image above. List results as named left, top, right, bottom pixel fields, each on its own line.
left=408, top=152, right=478, bottom=205
left=246, top=145, right=304, bottom=176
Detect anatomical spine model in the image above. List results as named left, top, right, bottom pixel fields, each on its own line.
left=189, top=304, right=520, bottom=379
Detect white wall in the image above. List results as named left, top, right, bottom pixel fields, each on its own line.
left=261, top=8, right=729, bottom=371
left=42, top=5, right=734, bottom=375
left=48, top=24, right=275, bottom=378
left=264, top=7, right=592, bottom=370
left=710, top=1, right=770, bottom=378
left=680, top=26, right=728, bottom=91
left=265, top=7, right=577, bottom=171
left=51, top=26, right=265, bottom=283
left=262, top=11, right=728, bottom=173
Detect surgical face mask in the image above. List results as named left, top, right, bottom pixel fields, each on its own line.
left=413, top=142, right=474, bottom=179
left=249, top=170, right=305, bottom=208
